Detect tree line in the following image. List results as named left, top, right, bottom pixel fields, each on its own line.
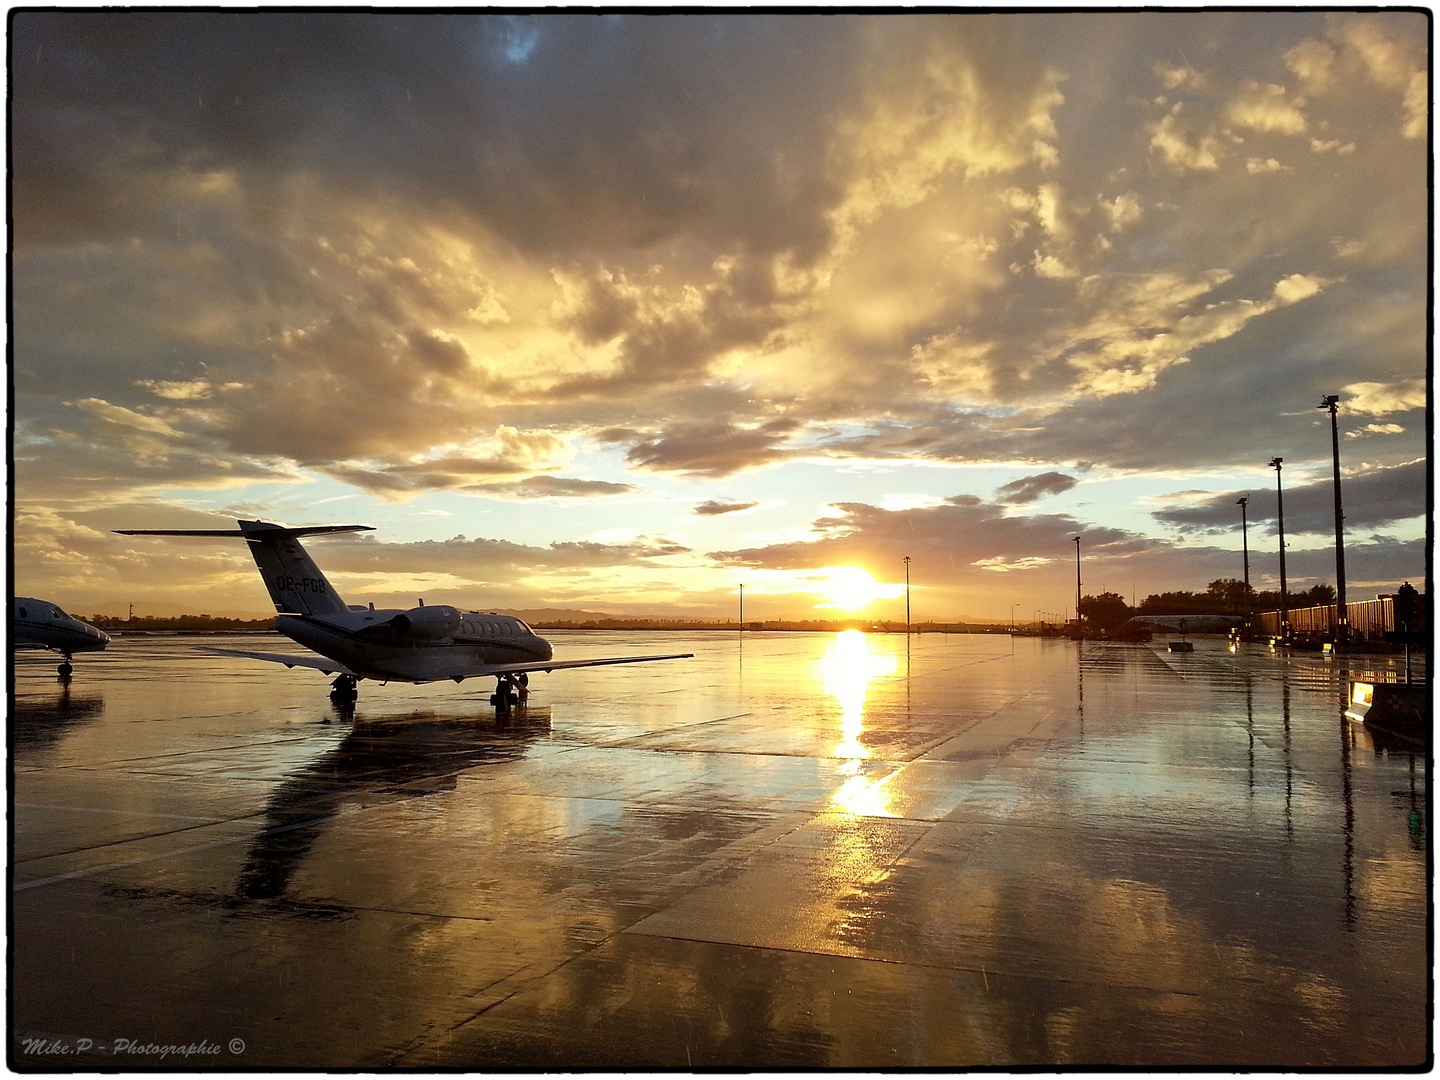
left=1078, top=579, right=1338, bottom=630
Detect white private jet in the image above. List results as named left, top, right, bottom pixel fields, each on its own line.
left=13, top=598, right=111, bottom=676
left=113, top=520, right=691, bottom=708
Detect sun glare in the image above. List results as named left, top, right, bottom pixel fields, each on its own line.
left=814, top=566, right=904, bottom=612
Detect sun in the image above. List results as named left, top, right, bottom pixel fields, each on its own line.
left=814, top=566, right=904, bottom=612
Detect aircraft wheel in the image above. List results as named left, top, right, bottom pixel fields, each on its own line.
left=58, top=661, right=73, bottom=677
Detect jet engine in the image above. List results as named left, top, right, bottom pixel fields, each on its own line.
left=387, top=605, right=462, bottom=640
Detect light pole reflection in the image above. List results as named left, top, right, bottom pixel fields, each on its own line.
left=821, top=629, right=899, bottom=816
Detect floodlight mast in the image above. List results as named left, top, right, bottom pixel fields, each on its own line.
left=1269, top=458, right=1289, bottom=641
left=1319, top=395, right=1348, bottom=644
left=1236, top=497, right=1251, bottom=593
left=1237, top=496, right=1251, bottom=628
left=1073, top=537, right=1081, bottom=625
left=903, top=556, right=911, bottom=634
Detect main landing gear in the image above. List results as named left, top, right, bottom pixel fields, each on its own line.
left=330, top=673, right=359, bottom=703
left=489, top=672, right=529, bottom=712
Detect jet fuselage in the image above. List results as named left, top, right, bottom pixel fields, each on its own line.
left=13, top=598, right=111, bottom=657
left=278, top=608, right=553, bottom=682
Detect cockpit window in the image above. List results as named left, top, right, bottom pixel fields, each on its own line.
left=515, top=620, right=532, bottom=634
left=50, top=607, right=67, bottom=619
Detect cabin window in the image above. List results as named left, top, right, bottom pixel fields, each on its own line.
left=18, top=607, right=27, bottom=618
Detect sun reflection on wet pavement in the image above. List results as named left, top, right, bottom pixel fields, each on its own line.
left=9, top=631, right=1429, bottom=1068
left=822, top=629, right=901, bottom=817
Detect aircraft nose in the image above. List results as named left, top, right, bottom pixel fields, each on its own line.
left=93, top=627, right=111, bottom=645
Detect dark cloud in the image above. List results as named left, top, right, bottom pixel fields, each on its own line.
left=1152, top=458, right=1426, bottom=536
left=321, top=464, right=638, bottom=501
left=710, top=498, right=1143, bottom=577
left=624, top=416, right=801, bottom=476
left=995, top=471, right=1078, bottom=504
left=693, top=500, right=760, bottom=516
left=465, top=476, right=640, bottom=500
left=315, top=532, right=689, bottom=578
left=12, top=12, right=857, bottom=258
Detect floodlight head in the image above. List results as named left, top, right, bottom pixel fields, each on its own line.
left=1236, top=496, right=1248, bottom=506
left=1269, top=457, right=1283, bottom=469
left=1319, top=394, right=1340, bottom=409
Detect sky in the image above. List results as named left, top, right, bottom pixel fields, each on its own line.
left=10, top=10, right=1430, bottom=622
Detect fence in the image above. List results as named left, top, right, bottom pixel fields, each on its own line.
left=1255, top=597, right=1395, bottom=641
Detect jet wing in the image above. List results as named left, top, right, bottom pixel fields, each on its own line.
left=197, top=646, right=358, bottom=677
left=462, top=653, right=694, bottom=677
left=196, top=646, right=689, bottom=682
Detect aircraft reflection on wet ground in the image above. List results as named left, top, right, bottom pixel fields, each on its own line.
left=234, top=710, right=552, bottom=901
left=10, top=630, right=1429, bottom=1069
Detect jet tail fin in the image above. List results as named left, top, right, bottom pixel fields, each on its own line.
left=114, top=521, right=372, bottom=616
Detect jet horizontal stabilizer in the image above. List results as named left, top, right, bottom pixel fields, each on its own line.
left=115, top=525, right=374, bottom=538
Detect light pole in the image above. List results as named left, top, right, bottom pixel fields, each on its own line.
left=738, top=583, right=744, bottom=630
left=1269, top=458, right=1289, bottom=640
left=1237, top=495, right=1252, bottom=633
left=1319, top=394, right=1348, bottom=643
left=1010, top=603, right=1017, bottom=631
left=903, top=556, right=911, bottom=634
left=1236, top=496, right=1250, bottom=596
left=1073, top=536, right=1082, bottom=625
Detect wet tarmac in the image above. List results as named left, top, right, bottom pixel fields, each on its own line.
left=10, top=630, right=1430, bottom=1069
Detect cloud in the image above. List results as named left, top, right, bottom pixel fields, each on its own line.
left=1327, top=14, right=1429, bottom=139
left=710, top=496, right=1143, bottom=578
left=1341, top=378, right=1426, bottom=416
left=994, top=471, right=1078, bottom=504
left=1225, top=82, right=1308, bottom=135
left=693, top=500, right=760, bottom=516
left=1346, top=423, right=1404, bottom=440
left=1149, top=104, right=1223, bottom=172
left=1151, top=458, right=1425, bottom=536
left=322, top=463, right=638, bottom=501
left=617, top=416, right=802, bottom=477
left=69, top=399, right=183, bottom=438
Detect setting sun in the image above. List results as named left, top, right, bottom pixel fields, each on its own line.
left=813, top=567, right=905, bottom=612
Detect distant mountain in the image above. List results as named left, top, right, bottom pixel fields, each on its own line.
left=493, top=608, right=613, bottom=623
